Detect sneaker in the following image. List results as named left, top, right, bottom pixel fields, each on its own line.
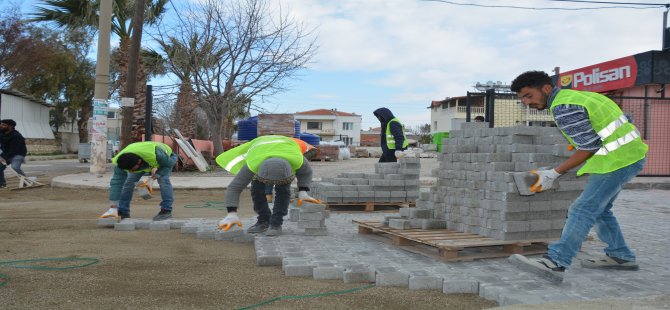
left=99, top=207, right=119, bottom=219
left=509, top=254, right=565, bottom=284
left=0, top=184, right=6, bottom=188
left=581, top=255, right=639, bottom=270
left=264, top=225, right=282, bottom=236
left=119, top=212, right=130, bottom=219
left=247, top=222, right=269, bottom=234
left=152, top=209, right=172, bottom=221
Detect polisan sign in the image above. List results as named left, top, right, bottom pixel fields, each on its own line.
left=558, top=56, right=637, bottom=92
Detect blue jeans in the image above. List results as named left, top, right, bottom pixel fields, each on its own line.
left=0, top=155, right=26, bottom=185
left=251, top=179, right=290, bottom=226
left=548, top=158, right=646, bottom=267
left=116, top=158, right=176, bottom=215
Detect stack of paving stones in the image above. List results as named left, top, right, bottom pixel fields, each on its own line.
left=411, top=122, right=586, bottom=240
left=96, top=217, right=255, bottom=243
left=287, top=200, right=330, bottom=236
left=310, top=157, right=421, bottom=205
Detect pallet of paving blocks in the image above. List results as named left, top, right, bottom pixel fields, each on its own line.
left=310, top=158, right=421, bottom=210
left=324, top=201, right=415, bottom=212
left=353, top=220, right=553, bottom=262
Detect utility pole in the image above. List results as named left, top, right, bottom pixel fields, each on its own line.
left=90, top=0, right=113, bottom=175
left=120, top=0, right=147, bottom=149
left=663, top=4, right=670, bottom=51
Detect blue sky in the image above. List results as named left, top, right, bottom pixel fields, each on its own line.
left=2, top=0, right=665, bottom=130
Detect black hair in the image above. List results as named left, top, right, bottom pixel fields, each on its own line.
left=0, top=119, right=17, bottom=127
left=116, top=153, right=142, bottom=170
left=510, top=71, right=554, bottom=93
left=474, top=116, right=485, bottom=122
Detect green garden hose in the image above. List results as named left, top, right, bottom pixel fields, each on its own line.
left=0, top=257, right=100, bottom=287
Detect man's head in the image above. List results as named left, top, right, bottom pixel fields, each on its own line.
left=255, top=158, right=295, bottom=185
left=510, top=71, right=555, bottom=111
left=0, top=119, right=16, bottom=133
left=116, top=153, right=144, bottom=171
left=373, top=107, right=393, bottom=123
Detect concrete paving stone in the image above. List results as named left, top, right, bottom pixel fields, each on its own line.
left=284, top=264, right=316, bottom=277
left=343, top=268, right=376, bottom=283
left=409, top=275, right=443, bottom=290
left=150, top=221, right=171, bottom=231
left=169, top=220, right=187, bottom=229
left=313, top=266, right=345, bottom=280
left=134, top=219, right=152, bottom=230
left=96, top=217, right=118, bottom=228
left=215, top=228, right=244, bottom=241
left=180, top=223, right=199, bottom=234
left=443, top=280, right=479, bottom=294
left=114, top=221, right=135, bottom=231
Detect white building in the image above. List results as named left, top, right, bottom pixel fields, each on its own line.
left=0, top=89, right=57, bottom=153
left=429, top=96, right=486, bottom=134
left=294, top=109, right=362, bottom=146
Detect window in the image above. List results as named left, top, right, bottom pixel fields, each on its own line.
left=107, top=111, right=117, bottom=119
left=342, top=122, right=353, bottom=130
left=307, top=122, right=321, bottom=130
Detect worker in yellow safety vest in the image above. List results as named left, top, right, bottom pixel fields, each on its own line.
left=215, top=135, right=319, bottom=236
left=99, top=141, right=178, bottom=221
left=508, top=71, right=648, bottom=284
left=373, top=107, right=408, bottom=162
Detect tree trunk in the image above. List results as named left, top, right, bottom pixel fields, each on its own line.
left=77, top=101, right=92, bottom=143
left=176, top=81, right=197, bottom=138
left=115, top=37, right=148, bottom=143
left=208, top=114, right=224, bottom=156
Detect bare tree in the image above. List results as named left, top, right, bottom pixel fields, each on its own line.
left=163, top=0, right=317, bottom=155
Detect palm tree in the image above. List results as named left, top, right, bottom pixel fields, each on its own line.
left=31, top=0, right=168, bottom=141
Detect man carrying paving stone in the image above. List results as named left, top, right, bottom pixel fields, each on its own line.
left=99, top=141, right=178, bottom=221
left=216, top=135, right=318, bottom=236
left=508, top=71, right=648, bottom=284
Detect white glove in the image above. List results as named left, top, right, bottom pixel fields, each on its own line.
left=100, top=207, right=118, bottom=218
left=218, top=213, right=242, bottom=231
left=394, top=151, right=404, bottom=159
left=297, top=191, right=319, bottom=206
left=0, top=159, right=6, bottom=166
left=530, top=169, right=562, bottom=193
left=150, top=168, right=158, bottom=179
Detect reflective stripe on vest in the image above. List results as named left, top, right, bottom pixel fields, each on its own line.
left=595, top=129, right=641, bottom=156
left=224, top=139, right=286, bottom=172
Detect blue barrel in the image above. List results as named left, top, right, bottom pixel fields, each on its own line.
left=298, top=132, right=320, bottom=146
left=294, top=120, right=301, bottom=137
left=237, top=116, right=258, bottom=141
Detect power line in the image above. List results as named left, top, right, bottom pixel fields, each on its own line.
left=548, top=0, right=666, bottom=6
left=421, top=0, right=666, bottom=10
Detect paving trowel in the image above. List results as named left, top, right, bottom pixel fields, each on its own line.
left=136, top=178, right=155, bottom=200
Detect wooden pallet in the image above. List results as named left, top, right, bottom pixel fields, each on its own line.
left=353, top=220, right=554, bottom=262
left=325, top=202, right=415, bottom=212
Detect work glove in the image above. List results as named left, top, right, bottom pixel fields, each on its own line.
left=218, top=213, right=242, bottom=231
left=0, top=158, right=6, bottom=166
left=566, top=145, right=575, bottom=151
left=297, top=191, right=320, bottom=206
left=150, top=168, right=158, bottom=179
left=529, top=169, right=562, bottom=193
left=99, top=207, right=118, bottom=219
left=394, top=151, right=405, bottom=159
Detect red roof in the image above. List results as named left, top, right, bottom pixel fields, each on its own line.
left=295, top=109, right=358, bottom=116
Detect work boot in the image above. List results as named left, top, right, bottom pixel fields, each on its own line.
left=247, top=222, right=269, bottom=234
left=264, top=225, right=282, bottom=236
left=153, top=209, right=172, bottom=221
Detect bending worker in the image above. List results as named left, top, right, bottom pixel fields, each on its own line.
left=373, top=107, right=408, bottom=162
left=100, top=141, right=177, bottom=221
left=508, top=71, right=648, bottom=284
left=216, top=135, right=317, bottom=236
left=265, top=137, right=318, bottom=202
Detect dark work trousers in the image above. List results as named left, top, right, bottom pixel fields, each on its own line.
left=251, top=179, right=291, bottom=226
left=379, top=150, right=398, bottom=163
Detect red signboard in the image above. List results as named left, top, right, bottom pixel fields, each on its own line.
left=558, top=56, right=637, bottom=92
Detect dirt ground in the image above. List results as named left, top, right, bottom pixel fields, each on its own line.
left=0, top=165, right=498, bottom=310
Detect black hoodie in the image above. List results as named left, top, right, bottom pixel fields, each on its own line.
left=0, top=129, right=27, bottom=161
left=373, top=107, right=406, bottom=153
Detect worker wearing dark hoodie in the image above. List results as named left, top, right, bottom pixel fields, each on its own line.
left=373, top=107, right=408, bottom=162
